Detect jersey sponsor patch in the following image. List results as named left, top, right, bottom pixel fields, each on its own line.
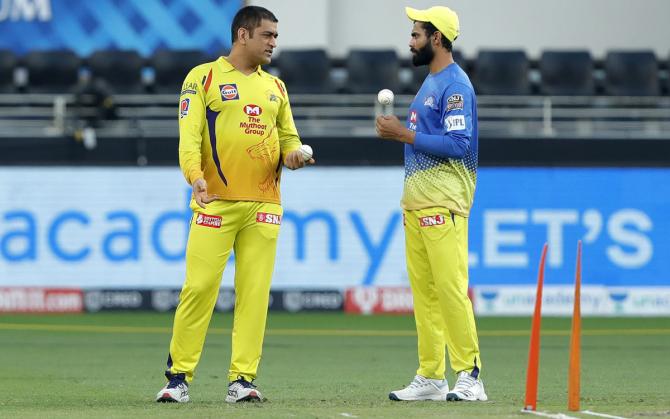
left=243, top=104, right=262, bottom=116
left=179, top=98, right=190, bottom=118
left=445, top=114, right=466, bottom=131
left=409, top=110, right=417, bottom=123
left=447, top=94, right=464, bottom=111
left=195, top=213, right=222, bottom=228
left=419, top=214, right=446, bottom=227
left=257, top=212, right=281, bottom=225
left=180, top=81, right=198, bottom=96
left=220, top=84, right=239, bottom=101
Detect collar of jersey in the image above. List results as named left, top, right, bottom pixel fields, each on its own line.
left=217, top=56, right=262, bottom=75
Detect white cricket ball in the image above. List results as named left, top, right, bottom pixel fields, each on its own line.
left=299, top=144, right=313, bottom=162
left=377, top=89, right=394, bottom=105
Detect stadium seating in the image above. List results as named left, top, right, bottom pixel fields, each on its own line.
left=408, top=50, right=466, bottom=93
left=0, top=49, right=17, bottom=93
left=473, top=50, right=531, bottom=95
left=540, top=50, right=594, bottom=96
left=24, top=50, right=81, bottom=93
left=88, top=50, right=145, bottom=94
left=346, top=49, right=400, bottom=94
left=604, top=51, right=660, bottom=96
left=277, top=49, right=334, bottom=94
left=151, top=49, right=209, bottom=94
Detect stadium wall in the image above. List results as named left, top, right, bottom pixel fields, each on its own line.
left=252, top=0, right=670, bottom=59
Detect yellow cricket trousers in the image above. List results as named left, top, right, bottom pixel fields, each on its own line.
left=404, top=207, right=482, bottom=379
left=166, top=199, right=282, bottom=383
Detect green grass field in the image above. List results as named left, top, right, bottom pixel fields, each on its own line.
left=1, top=313, right=668, bottom=418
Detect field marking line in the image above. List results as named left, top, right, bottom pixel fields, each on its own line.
left=521, top=409, right=579, bottom=419
left=340, top=413, right=358, bottom=418
left=0, top=322, right=669, bottom=337
left=581, top=410, right=630, bottom=419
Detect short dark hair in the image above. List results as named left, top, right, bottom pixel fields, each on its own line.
left=421, top=21, right=453, bottom=52
left=231, top=6, right=278, bottom=42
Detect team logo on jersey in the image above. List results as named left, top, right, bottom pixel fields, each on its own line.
left=423, top=95, right=436, bottom=109
left=179, top=98, right=190, bottom=118
left=266, top=89, right=279, bottom=102
left=445, top=114, right=466, bottom=131
left=420, top=214, right=445, bottom=227
left=244, top=104, right=263, bottom=116
left=195, top=213, right=222, bottom=228
left=447, top=94, right=464, bottom=111
left=256, top=212, right=281, bottom=225
left=220, top=84, right=239, bottom=101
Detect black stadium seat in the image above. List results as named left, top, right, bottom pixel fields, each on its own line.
left=277, top=49, right=334, bottom=94
left=474, top=50, right=530, bottom=95
left=88, top=50, right=145, bottom=94
left=151, top=49, right=208, bottom=94
left=24, top=50, right=81, bottom=93
left=0, top=49, right=17, bottom=93
left=540, top=50, right=594, bottom=96
left=408, top=49, right=466, bottom=93
left=346, top=49, right=400, bottom=94
left=604, top=51, right=659, bottom=96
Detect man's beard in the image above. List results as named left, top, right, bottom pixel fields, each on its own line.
left=411, top=42, right=434, bottom=66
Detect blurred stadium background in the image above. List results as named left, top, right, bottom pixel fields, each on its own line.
left=1, top=0, right=669, bottom=417
left=0, top=0, right=668, bottom=316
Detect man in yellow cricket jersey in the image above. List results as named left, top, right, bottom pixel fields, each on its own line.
left=376, top=6, right=487, bottom=402
left=155, top=5, right=314, bottom=403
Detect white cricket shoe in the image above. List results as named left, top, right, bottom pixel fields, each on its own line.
left=155, top=373, right=190, bottom=403
left=446, top=371, right=488, bottom=401
left=225, top=378, right=263, bottom=403
left=389, top=375, right=449, bottom=401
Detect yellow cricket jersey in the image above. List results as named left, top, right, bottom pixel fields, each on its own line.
left=178, top=57, right=302, bottom=204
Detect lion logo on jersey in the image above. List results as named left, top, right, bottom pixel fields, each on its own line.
left=246, top=125, right=279, bottom=195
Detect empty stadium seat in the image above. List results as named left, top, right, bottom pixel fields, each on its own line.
left=346, top=49, right=400, bottom=94
left=605, top=51, right=659, bottom=96
left=88, top=50, right=145, bottom=94
left=151, top=49, right=209, bottom=94
left=0, top=49, right=17, bottom=93
left=277, top=49, right=334, bottom=94
left=24, top=50, right=81, bottom=93
left=540, top=50, right=594, bottom=96
left=408, top=50, right=466, bottom=93
left=474, top=50, right=530, bottom=95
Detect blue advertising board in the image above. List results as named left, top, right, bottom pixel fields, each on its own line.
left=0, top=0, right=241, bottom=56
left=0, top=167, right=668, bottom=289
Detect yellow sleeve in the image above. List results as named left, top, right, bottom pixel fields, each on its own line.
left=275, top=79, right=302, bottom=163
left=178, top=67, right=207, bottom=185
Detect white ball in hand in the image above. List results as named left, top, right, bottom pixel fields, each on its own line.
left=299, top=144, right=313, bottom=162
left=377, top=89, right=394, bottom=105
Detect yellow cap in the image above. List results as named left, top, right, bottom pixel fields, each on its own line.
left=405, top=6, right=460, bottom=42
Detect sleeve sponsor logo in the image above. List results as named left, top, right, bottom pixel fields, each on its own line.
left=244, top=104, right=262, bottom=116
left=195, top=213, right=222, bottom=228
left=420, top=214, right=446, bottom=227
left=447, top=93, right=464, bottom=111
left=257, top=212, right=281, bottom=225
left=180, top=81, right=198, bottom=96
left=179, top=98, right=190, bottom=118
left=445, top=114, right=466, bottom=131
left=220, top=84, right=239, bottom=101
left=409, top=110, right=418, bottom=123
